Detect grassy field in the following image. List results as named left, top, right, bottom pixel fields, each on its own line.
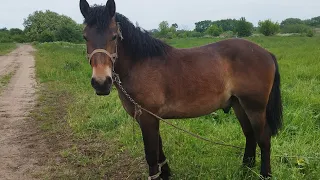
left=0, top=43, right=16, bottom=55
left=33, top=37, right=320, bottom=179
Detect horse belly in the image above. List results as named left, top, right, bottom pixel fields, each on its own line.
left=160, top=90, right=231, bottom=119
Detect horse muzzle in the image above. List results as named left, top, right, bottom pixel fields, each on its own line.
left=91, top=76, right=112, bottom=96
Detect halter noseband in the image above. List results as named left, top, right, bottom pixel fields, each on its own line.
left=87, top=49, right=118, bottom=64
left=86, top=24, right=123, bottom=66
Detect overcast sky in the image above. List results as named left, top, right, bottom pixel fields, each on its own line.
left=1, top=0, right=319, bottom=30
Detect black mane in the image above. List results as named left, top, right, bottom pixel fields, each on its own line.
left=84, top=5, right=171, bottom=60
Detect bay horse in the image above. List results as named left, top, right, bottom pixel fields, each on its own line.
left=79, top=0, right=283, bottom=179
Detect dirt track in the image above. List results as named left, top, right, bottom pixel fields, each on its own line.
left=0, top=45, right=42, bottom=180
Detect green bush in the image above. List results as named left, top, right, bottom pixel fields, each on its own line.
left=235, top=17, right=253, bottom=37
left=0, top=31, right=13, bottom=43
left=281, top=24, right=312, bottom=34
left=11, top=34, right=28, bottom=43
left=24, top=10, right=82, bottom=42
left=258, top=20, right=280, bottom=36
left=190, top=31, right=202, bottom=38
left=205, top=24, right=223, bottom=37
left=55, top=25, right=83, bottom=43
left=306, top=29, right=315, bottom=37
left=220, top=31, right=235, bottom=38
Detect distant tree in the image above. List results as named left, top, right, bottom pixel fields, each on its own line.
left=9, top=28, right=23, bottom=35
left=281, top=24, right=311, bottom=34
left=9, top=28, right=28, bottom=43
left=158, top=21, right=170, bottom=36
left=304, top=16, right=320, bottom=27
left=0, top=29, right=12, bottom=43
left=235, top=17, right=253, bottom=37
left=195, top=20, right=212, bottom=33
left=190, top=31, right=202, bottom=37
left=258, top=20, right=280, bottom=36
left=205, top=24, right=223, bottom=36
left=149, top=29, right=159, bottom=37
left=169, top=24, right=177, bottom=33
left=212, top=19, right=238, bottom=32
left=280, top=18, right=303, bottom=27
left=171, top=23, right=178, bottom=29
left=55, top=24, right=83, bottom=43
left=23, top=10, right=82, bottom=42
left=0, top=28, right=8, bottom=32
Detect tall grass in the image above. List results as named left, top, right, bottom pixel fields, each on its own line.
left=0, top=43, right=16, bottom=55
left=35, top=37, right=320, bottom=179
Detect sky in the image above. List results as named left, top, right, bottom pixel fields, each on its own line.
left=0, top=0, right=319, bottom=30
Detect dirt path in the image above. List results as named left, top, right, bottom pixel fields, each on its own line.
left=0, top=45, right=42, bottom=180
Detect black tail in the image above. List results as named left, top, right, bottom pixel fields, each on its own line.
left=266, top=53, right=283, bottom=136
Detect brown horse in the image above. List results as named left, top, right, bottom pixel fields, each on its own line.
left=79, top=0, right=283, bottom=179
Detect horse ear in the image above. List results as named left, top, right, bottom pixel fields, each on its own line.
left=106, top=0, right=116, bottom=17
left=80, top=0, right=90, bottom=18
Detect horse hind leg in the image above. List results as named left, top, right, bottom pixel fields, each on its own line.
left=232, top=98, right=257, bottom=167
left=238, top=98, right=272, bottom=178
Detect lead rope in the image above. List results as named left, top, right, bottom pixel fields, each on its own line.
left=112, top=73, right=244, bottom=150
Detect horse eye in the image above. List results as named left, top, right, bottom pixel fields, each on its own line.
left=111, top=35, right=117, bottom=41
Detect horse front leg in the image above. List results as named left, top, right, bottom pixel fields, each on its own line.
left=139, top=114, right=161, bottom=180
left=158, top=134, right=171, bottom=180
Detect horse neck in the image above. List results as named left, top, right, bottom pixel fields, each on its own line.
left=114, top=41, right=134, bottom=80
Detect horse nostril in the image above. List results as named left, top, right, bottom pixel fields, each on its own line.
left=106, top=76, right=112, bottom=84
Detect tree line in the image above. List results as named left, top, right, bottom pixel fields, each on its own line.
left=152, top=16, right=320, bottom=38
left=0, top=10, right=319, bottom=44
left=0, top=10, right=83, bottom=43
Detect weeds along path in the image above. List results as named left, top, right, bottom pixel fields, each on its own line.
left=0, top=45, right=42, bottom=180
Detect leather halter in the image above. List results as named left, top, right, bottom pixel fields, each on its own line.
left=86, top=24, right=123, bottom=66
left=87, top=48, right=118, bottom=65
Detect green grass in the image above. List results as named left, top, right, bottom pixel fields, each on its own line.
left=0, top=72, right=15, bottom=92
left=0, top=43, right=16, bottom=55
left=34, top=37, right=320, bottom=179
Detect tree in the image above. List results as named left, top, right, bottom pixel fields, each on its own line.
left=0, top=29, right=12, bottom=43
left=281, top=24, right=311, bottom=33
left=171, top=23, right=178, bottom=29
left=258, top=20, right=280, bottom=36
left=235, top=17, right=253, bottom=37
left=158, top=21, right=170, bottom=37
left=55, top=24, right=83, bottom=43
left=9, top=28, right=23, bottom=35
left=195, top=20, right=212, bottom=33
left=280, top=18, right=303, bottom=27
left=304, top=16, right=320, bottom=27
left=23, top=10, right=82, bottom=42
left=212, top=19, right=238, bottom=32
left=205, top=24, right=223, bottom=36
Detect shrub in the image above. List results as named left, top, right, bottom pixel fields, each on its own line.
left=306, top=29, right=315, bottom=37
left=205, top=24, right=223, bottom=37
left=258, top=20, right=280, bottom=36
left=55, top=24, right=83, bottom=43
left=190, top=31, right=202, bottom=38
left=0, top=31, right=13, bottom=43
left=281, top=24, right=311, bottom=34
left=24, top=10, right=82, bottom=42
left=235, top=17, right=253, bottom=37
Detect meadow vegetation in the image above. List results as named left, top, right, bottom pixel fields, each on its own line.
left=0, top=43, right=16, bottom=55
left=32, top=36, right=320, bottom=179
